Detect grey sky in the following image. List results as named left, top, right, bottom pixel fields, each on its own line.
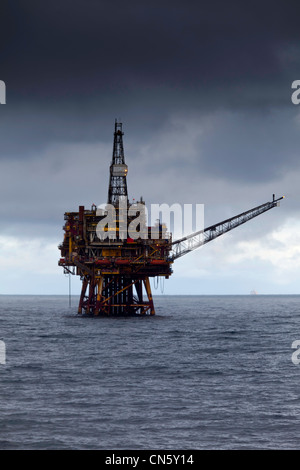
left=0, top=0, right=299, bottom=294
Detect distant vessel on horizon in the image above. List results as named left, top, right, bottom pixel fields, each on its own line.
left=250, top=290, right=258, bottom=295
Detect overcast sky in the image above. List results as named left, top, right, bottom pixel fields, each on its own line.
left=1, top=0, right=300, bottom=295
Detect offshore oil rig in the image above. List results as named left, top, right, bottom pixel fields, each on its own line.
left=58, top=121, right=283, bottom=315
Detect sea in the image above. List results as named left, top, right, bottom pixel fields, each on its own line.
left=0, top=294, right=300, bottom=451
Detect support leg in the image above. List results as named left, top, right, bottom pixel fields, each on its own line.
left=95, top=277, right=103, bottom=316
left=78, top=278, right=88, bottom=314
left=144, top=277, right=155, bottom=315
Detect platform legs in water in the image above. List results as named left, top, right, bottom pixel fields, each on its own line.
left=77, top=275, right=155, bottom=316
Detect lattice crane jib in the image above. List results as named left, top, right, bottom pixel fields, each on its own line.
left=170, top=195, right=285, bottom=261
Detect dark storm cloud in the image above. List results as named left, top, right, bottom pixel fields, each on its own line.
left=0, top=0, right=299, bottom=224
left=1, top=0, right=299, bottom=159
left=195, top=108, right=300, bottom=182
left=2, top=0, right=299, bottom=99
left=1, top=1, right=299, bottom=294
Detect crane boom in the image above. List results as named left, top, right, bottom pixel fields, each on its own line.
left=170, top=195, right=284, bottom=261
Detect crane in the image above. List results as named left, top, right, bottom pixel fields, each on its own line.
left=169, top=195, right=284, bottom=261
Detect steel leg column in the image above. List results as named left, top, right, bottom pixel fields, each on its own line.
left=144, top=277, right=155, bottom=315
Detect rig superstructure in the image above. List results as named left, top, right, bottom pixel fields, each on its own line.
left=58, top=121, right=284, bottom=315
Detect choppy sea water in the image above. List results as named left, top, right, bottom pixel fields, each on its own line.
left=0, top=294, right=300, bottom=450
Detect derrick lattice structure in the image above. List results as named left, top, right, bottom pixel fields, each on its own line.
left=108, top=121, right=128, bottom=206
left=58, top=121, right=283, bottom=316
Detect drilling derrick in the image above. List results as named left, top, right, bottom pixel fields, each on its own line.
left=58, top=121, right=284, bottom=316
left=108, top=121, right=128, bottom=206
